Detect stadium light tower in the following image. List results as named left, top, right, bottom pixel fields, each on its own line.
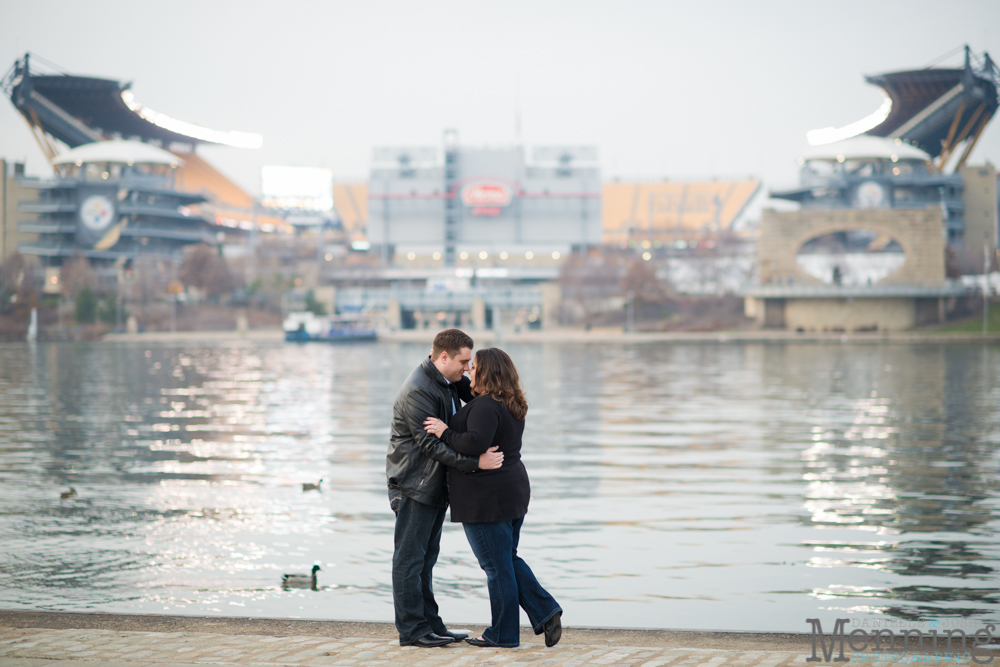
left=443, top=129, right=459, bottom=267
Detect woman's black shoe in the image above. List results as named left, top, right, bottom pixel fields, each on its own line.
left=464, top=637, right=494, bottom=647
left=543, top=611, right=562, bottom=647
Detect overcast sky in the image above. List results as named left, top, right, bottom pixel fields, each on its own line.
left=2, top=0, right=998, bottom=196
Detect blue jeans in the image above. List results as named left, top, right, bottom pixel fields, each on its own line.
left=463, top=517, right=562, bottom=647
left=390, top=489, right=449, bottom=643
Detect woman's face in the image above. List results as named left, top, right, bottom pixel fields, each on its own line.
left=469, top=357, right=478, bottom=391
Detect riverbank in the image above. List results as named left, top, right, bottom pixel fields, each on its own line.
left=99, top=327, right=1000, bottom=344
left=0, top=609, right=822, bottom=666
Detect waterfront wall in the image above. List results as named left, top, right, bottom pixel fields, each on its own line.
left=784, top=297, right=915, bottom=331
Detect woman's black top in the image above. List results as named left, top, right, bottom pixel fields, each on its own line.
left=442, top=394, right=530, bottom=524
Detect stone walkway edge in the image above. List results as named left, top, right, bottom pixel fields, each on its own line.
left=1, top=611, right=989, bottom=667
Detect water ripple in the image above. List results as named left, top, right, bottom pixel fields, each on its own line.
left=0, top=341, right=997, bottom=630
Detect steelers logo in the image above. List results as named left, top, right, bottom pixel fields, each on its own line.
left=80, top=195, right=115, bottom=230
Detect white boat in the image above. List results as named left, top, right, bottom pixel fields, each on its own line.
left=283, top=312, right=377, bottom=342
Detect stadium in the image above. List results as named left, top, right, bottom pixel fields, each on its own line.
left=2, top=46, right=996, bottom=332
left=2, top=52, right=765, bottom=272
left=776, top=46, right=1000, bottom=252
left=1, top=53, right=271, bottom=266
left=747, top=46, right=999, bottom=331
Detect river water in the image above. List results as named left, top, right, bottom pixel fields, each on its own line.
left=0, top=341, right=998, bottom=632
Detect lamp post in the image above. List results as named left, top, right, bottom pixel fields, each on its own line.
left=626, top=291, right=635, bottom=333
left=167, top=280, right=184, bottom=333
left=984, top=237, right=991, bottom=336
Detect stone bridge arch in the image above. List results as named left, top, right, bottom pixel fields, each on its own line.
left=757, top=206, right=945, bottom=288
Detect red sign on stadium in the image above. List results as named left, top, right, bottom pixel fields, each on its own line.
left=461, top=182, right=513, bottom=207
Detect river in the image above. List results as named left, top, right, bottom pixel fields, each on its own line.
left=0, top=340, right=997, bottom=632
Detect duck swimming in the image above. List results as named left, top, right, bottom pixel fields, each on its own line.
left=302, top=479, right=322, bottom=492
left=60, top=487, right=77, bottom=499
left=282, top=564, right=321, bottom=590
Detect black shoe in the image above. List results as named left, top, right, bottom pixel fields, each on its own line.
left=401, top=633, right=454, bottom=648
left=438, top=629, right=468, bottom=641
left=464, top=636, right=494, bottom=647
left=543, top=611, right=562, bottom=647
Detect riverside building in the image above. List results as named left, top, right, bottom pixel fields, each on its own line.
left=367, top=131, right=602, bottom=268
left=327, top=133, right=601, bottom=330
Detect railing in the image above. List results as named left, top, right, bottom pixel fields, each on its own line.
left=120, top=228, right=212, bottom=243
left=19, top=222, right=74, bottom=234
left=322, top=266, right=560, bottom=281
left=336, top=287, right=544, bottom=312
left=742, top=282, right=969, bottom=298
left=117, top=204, right=208, bottom=221
left=18, top=202, right=75, bottom=213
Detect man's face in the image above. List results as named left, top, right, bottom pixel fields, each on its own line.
left=437, top=347, right=472, bottom=382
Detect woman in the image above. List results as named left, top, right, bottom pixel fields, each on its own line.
left=423, top=347, right=562, bottom=649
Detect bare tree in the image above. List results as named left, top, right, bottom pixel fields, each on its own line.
left=60, top=255, right=97, bottom=298
left=622, top=258, right=668, bottom=303
left=128, top=256, right=169, bottom=306
left=0, top=252, right=41, bottom=319
left=180, top=244, right=235, bottom=296
left=947, top=244, right=993, bottom=276
left=558, top=252, right=623, bottom=327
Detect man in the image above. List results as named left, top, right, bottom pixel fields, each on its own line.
left=386, top=328, right=504, bottom=648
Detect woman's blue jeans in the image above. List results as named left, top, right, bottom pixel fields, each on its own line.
left=463, top=517, right=562, bottom=647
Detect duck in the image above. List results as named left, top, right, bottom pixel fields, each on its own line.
left=302, top=479, right=322, bottom=492
left=60, top=487, right=77, bottom=499
left=282, top=564, right=321, bottom=589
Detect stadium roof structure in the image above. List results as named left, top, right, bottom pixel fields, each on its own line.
left=52, top=139, right=185, bottom=167
left=798, top=136, right=930, bottom=163
left=1, top=54, right=289, bottom=232
left=332, top=183, right=369, bottom=237
left=1, top=53, right=262, bottom=160
left=603, top=179, right=761, bottom=245
left=806, top=46, right=999, bottom=172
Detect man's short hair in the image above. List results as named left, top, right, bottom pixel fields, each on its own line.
left=432, top=329, right=474, bottom=359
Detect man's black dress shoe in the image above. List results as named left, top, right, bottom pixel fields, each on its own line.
left=401, top=633, right=453, bottom=647
left=438, top=629, right=468, bottom=641
left=543, top=611, right=562, bottom=647
left=464, top=636, right=494, bottom=647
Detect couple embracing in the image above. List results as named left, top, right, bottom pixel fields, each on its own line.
left=386, top=329, right=562, bottom=649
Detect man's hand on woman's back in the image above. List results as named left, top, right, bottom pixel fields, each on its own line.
left=478, top=446, right=503, bottom=470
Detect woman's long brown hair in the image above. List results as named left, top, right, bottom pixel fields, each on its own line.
left=473, top=348, right=528, bottom=420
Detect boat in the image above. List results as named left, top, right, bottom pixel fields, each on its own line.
left=283, top=311, right=377, bottom=342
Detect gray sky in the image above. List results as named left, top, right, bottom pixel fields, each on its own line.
left=2, top=0, right=998, bottom=196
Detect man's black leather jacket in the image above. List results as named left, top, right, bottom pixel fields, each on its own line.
left=386, top=357, right=478, bottom=507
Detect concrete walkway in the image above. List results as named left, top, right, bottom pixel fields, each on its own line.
left=0, top=610, right=960, bottom=667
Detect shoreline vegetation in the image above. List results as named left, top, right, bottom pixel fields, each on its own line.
left=89, top=327, right=1000, bottom=344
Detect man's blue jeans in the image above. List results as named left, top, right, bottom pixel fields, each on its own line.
left=463, top=517, right=562, bottom=647
left=390, top=490, right=449, bottom=643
